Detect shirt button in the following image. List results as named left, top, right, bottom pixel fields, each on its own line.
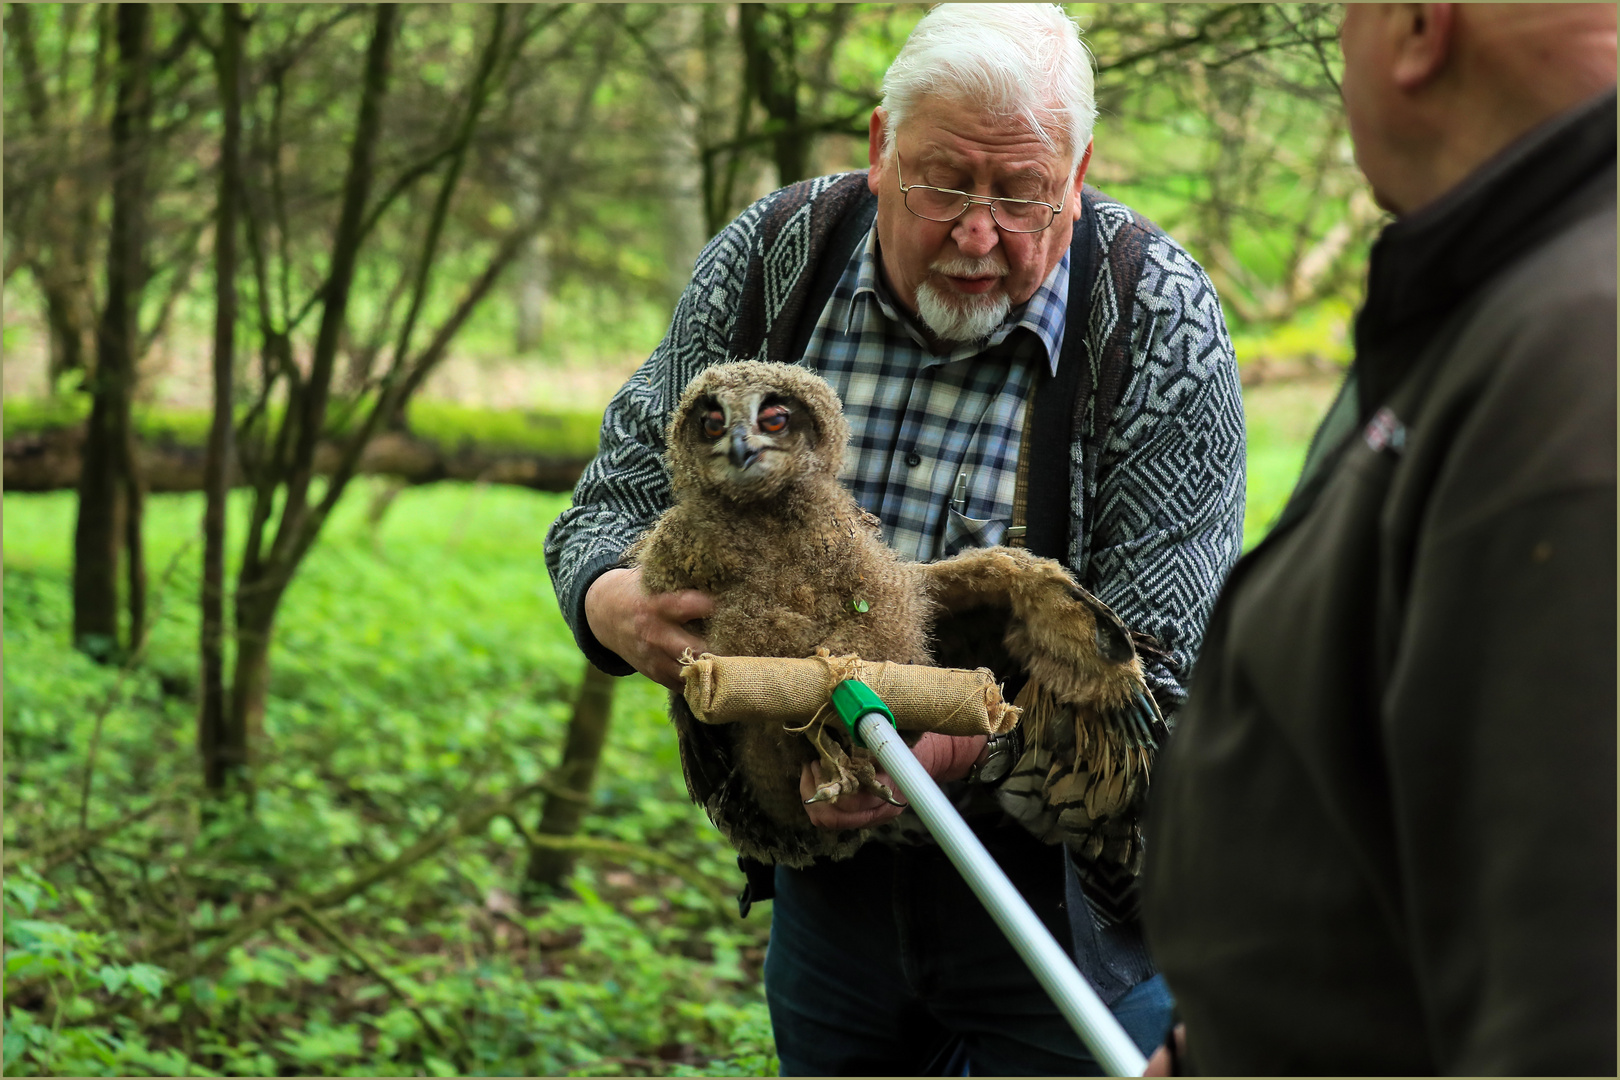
left=905, top=452, right=922, bottom=467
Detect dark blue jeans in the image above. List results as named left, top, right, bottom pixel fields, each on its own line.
left=763, top=827, right=1174, bottom=1076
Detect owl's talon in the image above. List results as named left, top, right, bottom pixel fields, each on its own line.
left=805, top=784, right=842, bottom=805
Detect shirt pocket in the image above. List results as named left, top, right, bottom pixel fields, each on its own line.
left=942, top=507, right=1010, bottom=557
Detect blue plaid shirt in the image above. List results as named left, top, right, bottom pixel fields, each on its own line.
left=806, top=227, right=1069, bottom=562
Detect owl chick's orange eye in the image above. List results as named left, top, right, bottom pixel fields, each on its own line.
left=758, top=405, right=789, bottom=434
left=702, top=411, right=725, bottom=439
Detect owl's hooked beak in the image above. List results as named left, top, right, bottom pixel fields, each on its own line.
left=728, top=425, right=763, bottom=471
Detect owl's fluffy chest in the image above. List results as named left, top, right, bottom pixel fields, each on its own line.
left=634, top=489, right=932, bottom=665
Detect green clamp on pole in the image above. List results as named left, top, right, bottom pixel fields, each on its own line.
left=830, top=679, right=895, bottom=748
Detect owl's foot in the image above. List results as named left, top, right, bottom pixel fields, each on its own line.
left=803, top=742, right=904, bottom=806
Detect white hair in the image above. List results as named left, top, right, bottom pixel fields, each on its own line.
left=915, top=253, right=1011, bottom=343
left=881, top=4, right=1096, bottom=173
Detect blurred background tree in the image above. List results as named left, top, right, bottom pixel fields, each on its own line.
left=6, top=4, right=1372, bottom=432
left=2, top=4, right=1373, bottom=1076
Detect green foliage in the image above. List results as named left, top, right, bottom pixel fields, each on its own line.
left=3, top=395, right=606, bottom=463
left=2, top=394, right=214, bottom=448
left=1241, top=376, right=1341, bottom=549
left=403, top=401, right=604, bottom=458
left=1230, top=299, right=1355, bottom=370
left=3, top=394, right=93, bottom=434
left=0, top=375, right=1329, bottom=1076
left=3, top=484, right=774, bottom=1077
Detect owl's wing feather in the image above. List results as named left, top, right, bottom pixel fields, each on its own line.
left=670, top=691, right=732, bottom=809
left=919, top=546, right=1161, bottom=882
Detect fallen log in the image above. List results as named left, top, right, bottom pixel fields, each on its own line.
left=4, top=423, right=593, bottom=493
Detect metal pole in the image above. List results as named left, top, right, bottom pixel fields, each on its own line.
left=842, top=695, right=1148, bottom=1077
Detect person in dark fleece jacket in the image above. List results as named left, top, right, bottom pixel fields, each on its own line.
left=1141, top=5, right=1616, bottom=1075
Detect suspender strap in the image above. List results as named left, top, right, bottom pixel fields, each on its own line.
left=724, top=171, right=875, bottom=365
left=1019, top=187, right=1103, bottom=562
left=1018, top=186, right=1149, bottom=569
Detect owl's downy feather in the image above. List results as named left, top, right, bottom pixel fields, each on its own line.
left=630, top=362, right=1162, bottom=875
left=629, top=361, right=933, bottom=867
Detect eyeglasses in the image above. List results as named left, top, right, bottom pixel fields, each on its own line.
left=896, top=155, right=1066, bottom=234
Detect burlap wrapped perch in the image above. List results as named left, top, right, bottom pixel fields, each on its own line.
left=679, top=647, right=1019, bottom=738
left=677, top=646, right=1151, bottom=878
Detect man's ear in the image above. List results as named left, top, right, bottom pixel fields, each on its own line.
left=867, top=108, right=887, bottom=195
left=1074, top=140, right=1094, bottom=192
left=1392, top=3, right=1455, bottom=89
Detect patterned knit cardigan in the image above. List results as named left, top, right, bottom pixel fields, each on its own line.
left=545, top=171, right=1246, bottom=718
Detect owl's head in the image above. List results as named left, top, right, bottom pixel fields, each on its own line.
left=667, top=361, right=850, bottom=504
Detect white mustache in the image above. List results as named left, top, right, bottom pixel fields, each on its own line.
left=930, top=255, right=1008, bottom=278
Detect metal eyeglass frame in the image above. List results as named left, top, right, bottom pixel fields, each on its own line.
left=895, top=155, right=1066, bottom=234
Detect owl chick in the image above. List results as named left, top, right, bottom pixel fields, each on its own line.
left=628, top=360, right=935, bottom=867
left=630, top=361, right=1164, bottom=873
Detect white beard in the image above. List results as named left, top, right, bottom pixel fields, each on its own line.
left=913, top=256, right=1012, bottom=344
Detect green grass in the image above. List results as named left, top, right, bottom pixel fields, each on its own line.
left=3, top=483, right=774, bottom=1078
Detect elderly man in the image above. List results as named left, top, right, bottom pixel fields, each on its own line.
left=1142, top=5, right=1616, bottom=1075
left=547, top=4, right=1244, bottom=1074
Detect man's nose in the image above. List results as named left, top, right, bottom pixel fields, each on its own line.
left=951, top=201, right=1000, bottom=258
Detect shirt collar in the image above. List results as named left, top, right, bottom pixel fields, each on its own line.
left=849, top=226, right=1068, bottom=374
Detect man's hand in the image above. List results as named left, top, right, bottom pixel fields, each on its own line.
left=799, top=731, right=988, bottom=830
left=584, top=567, right=714, bottom=690
left=1143, top=1024, right=1185, bottom=1075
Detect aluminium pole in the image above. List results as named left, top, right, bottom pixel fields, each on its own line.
left=829, top=679, right=1149, bottom=1078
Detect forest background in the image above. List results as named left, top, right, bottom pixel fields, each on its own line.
left=3, top=4, right=1370, bottom=1076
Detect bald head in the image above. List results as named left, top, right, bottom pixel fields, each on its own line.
left=1339, top=4, right=1617, bottom=214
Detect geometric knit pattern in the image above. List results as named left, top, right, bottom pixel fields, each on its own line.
left=544, top=173, right=1245, bottom=726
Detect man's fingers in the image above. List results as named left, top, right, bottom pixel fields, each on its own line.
left=653, top=588, right=715, bottom=625
left=1143, top=1024, right=1186, bottom=1076
left=586, top=568, right=715, bottom=687
left=647, top=654, right=691, bottom=692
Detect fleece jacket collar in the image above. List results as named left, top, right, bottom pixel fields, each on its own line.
left=1354, top=88, right=1617, bottom=418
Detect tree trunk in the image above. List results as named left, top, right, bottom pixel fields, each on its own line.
left=512, top=138, right=546, bottom=354
left=73, top=2, right=151, bottom=662
left=225, top=3, right=400, bottom=766
left=123, top=425, right=147, bottom=655
left=739, top=4, right=809, bottom=186
left=524, top=663, right=616, bottom=892
left=42, top=281, right=91, bottom=391
left=513, top=234, right=547, bottom=354
left=5, top=422, right=593, bottom=494
left=224, top=581, right=283, bottom=793
left=201, top=3, right=244, bottom=794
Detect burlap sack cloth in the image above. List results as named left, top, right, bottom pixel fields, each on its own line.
left=679, top=647, right=1019, bottom=738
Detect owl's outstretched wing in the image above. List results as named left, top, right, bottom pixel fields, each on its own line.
left=919, top=547, right=1167, bottom=884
